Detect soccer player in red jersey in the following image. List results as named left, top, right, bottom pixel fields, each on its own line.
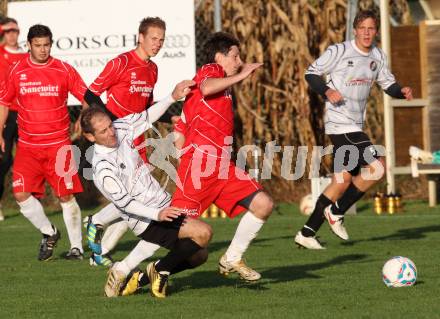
left=171, top=32, right=273, bottom=281
left=84, top=16, right=166, bottom=163
left=83, top=17, right=169, bottom=266
left=0, top=17, right=27, bottom=221
left=0, top=24, right=87, bottom=261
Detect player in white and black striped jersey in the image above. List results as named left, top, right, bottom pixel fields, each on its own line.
left=295, top=10, right=413, bottom=249
left=81, top=80, right=213, bottom=298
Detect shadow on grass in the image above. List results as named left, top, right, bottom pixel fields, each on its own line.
left=342, top=224, right=440, bottom=246
left=109, top=235, right=295, bottom=255
left=171, top=253, right=368, bottom=292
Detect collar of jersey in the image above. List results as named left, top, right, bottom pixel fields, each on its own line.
left=27, top=56, right=54, bottom=67
left=131, top=49, right=151, bottom=65
left=3, top=45, right=24, bottom=54
left=94, top=143, right=117, bottom=154
left=350, top=40, right=371, bottom=57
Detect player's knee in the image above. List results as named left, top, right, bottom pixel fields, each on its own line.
left=196, top=223, right=213, bottom=246
left=59, top=194, right=74, bottom=203
left=14, top=192, right=31, bottom=203
left=262, top=195, right=274, bottom=215
left=252, top=193, right=274, bottom=220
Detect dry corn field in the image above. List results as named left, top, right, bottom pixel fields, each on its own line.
left=192, top=0, right=411, bottom=201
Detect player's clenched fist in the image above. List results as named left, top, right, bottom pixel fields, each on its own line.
left=325, top=88, right=344, bottom=105
left=172, top=80, right=196, bottom=100
left=401, top=87, right=413, bottom=101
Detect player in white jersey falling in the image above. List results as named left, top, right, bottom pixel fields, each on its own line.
left=295, top=10, right=413, bottom=249
left=81, top=80, right=213, bottom=298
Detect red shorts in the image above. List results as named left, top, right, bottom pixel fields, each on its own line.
left=171, top=149, right=262, bottom=218
left=12, top=143, right=83, bottom=198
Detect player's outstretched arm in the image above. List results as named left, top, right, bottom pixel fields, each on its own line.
left=147, top=80, right=195, bottom=124
left=200, top=63, right=262, bottom=97
left=171, top=80, right=196, bottom=101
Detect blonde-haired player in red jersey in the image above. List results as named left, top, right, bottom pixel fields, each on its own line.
left=0, top=24, right=87, bottom=261
left=85, top=16, right=166, bottom=162
left=83, top=17, right=170, bottom=266
left=0, top=17, right=27, bottom=221
left=171, top=32, right=274, bottom=282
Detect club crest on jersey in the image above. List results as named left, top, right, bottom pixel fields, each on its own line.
left=20, top=73, right=27, bottom=80
left=370, top=61, right=377, bottom=71
left=131, top=72, right=136, bottom=79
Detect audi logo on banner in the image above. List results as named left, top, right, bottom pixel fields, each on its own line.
left=163, top=34, right=191, bottom=49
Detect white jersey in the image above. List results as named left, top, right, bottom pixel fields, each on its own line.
left=306, top=40, right=396, bottom=134
left=92, top=111, right=171, bottom=236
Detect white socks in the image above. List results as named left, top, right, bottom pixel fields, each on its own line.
left=225, top=211, right=265, bottom=262
left=92, top=203, right=121, bottom=226
left=90, top=203, right=127, bottom=255
left=60, top=198, right=83, bottom=252
left=114, top=240, right=160, bottom=276
left=18, top=196, right=54, bottom=236
left=101, top=220, right=129, bottom=255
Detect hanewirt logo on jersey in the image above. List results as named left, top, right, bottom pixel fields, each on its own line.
left=347, top=60, right=354, bottom=67
left=129, top=72, right=153, bottom=97
left=19, top=81, right=60, bottom=97
left=345, top=78, right=373, bottom=87
left=370, top=61, right=377, bottom=71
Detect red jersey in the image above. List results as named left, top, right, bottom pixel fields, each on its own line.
left=0, top=56, right=87, bottom=147
left=181, top=63, right=234, bottom=155
left=0, top=45, right=27, bottom=111
left=89, top=50, right=157, bottom=118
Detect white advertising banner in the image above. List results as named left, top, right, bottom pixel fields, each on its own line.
left=8, top=0, right=196, bottom=104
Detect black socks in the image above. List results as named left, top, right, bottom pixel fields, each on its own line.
left=301, top=194, right=332, bottom=237
left=332, top=182, right=365, bottom=215
left=155, top=238, right=202, bottom=274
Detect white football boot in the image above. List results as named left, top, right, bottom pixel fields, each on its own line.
left=294, top=231, right=325, bottom=249
left=324, top=205, right=349, bottom=240
left=104, top=263, right=126, bottom=297
left=218, top=255, right=261, bottom=281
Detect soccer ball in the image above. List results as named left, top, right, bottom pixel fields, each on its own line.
left=382, top=256, right=417, bottom=287
left=299, top=194, right=314, bottom=216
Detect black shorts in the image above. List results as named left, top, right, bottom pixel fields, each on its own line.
left=329, top=132, right=381, bottom=176
left=138, top=215, right=185, bottom=250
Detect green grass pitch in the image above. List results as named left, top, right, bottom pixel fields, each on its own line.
left=1, top=200, right=440, bottom=318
